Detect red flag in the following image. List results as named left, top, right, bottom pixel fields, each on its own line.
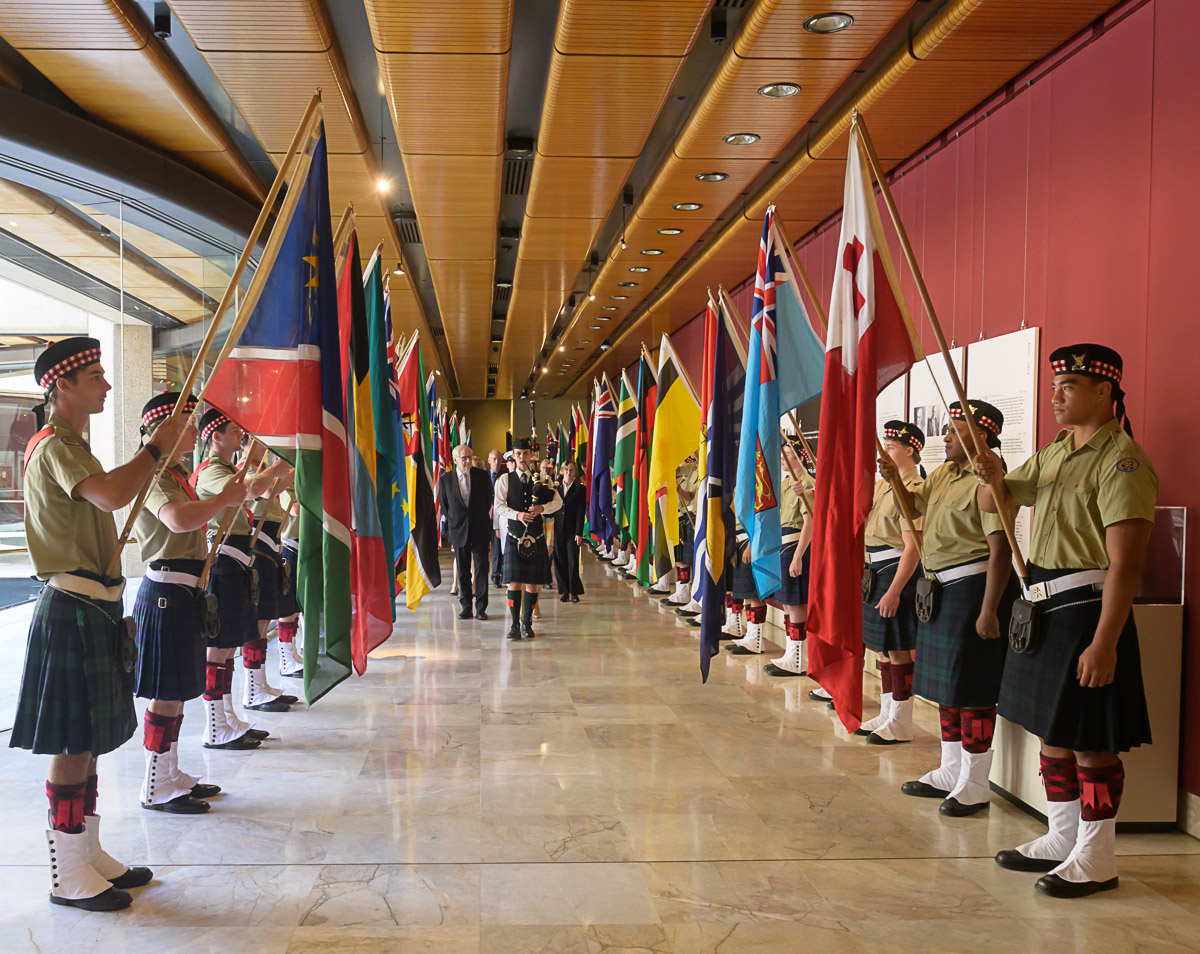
left=806, top=124, right=922, bottom=732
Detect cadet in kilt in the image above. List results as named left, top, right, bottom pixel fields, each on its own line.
left=275, top=487, right=303, bottom=678
left=11, top=338, right=191, bottom=910
left=247, top=480, right=297, bottom=693
left=859, top=421, right=926, bottom=745
left=764, top=439, right=815, bottom=678
left=663, top=456, right=698, bottom=608
left=978, top=344, right=1157, bottom=899
left=725, top=508, right=780, bottom=657
left=884, top=401, right=1018, bottom=817
left=132, top=393, right=250, bottom=814
left=494, top=438, right=562, bottom=639
left=192, top=410, right=292, bottom=743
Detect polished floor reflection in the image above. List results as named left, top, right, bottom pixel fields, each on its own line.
left=2, top=552, right=1199, bottom=952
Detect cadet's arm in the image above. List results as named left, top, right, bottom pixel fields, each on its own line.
left=979, top=531, right=1014, bottom=625
left=1077, top=519, right=1152, bottom=688
left=160, top=479, right=248, bottom=533
left=75, top=448, right=161, bottom=513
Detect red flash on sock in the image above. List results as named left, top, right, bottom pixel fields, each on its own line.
left=879, top=661, right=893, bottom=695
left=746, top=604, right=767, bottom=625
left=278, top=621, right=298, bottom=643
left=84, top=774, right=98, bottom=817
left=203, top=662, right=222, bottom=700
left=960, top=707, right=996, bottom=753
left=938, top=705, right=962, bottom=742
left=143, top=710, right=174, bottom=753
left=678, top=566, right=691, bottom=584
left=242, top=639, right=267, bottom=668
left=891, top=662, right=915, bottom=701
left=1039, top=753, right=1081, bottom=802
left=46, top=781, right=86, bottom=833
left=1079, top=761, right=1124, bottom=821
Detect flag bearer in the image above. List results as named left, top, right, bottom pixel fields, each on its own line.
left=977, top=344, right=1156, bottom=899
left=857, top=421, right=925, bottom=744
left=725, top=509, right=776, bottom=656
left=11, top=338, right=188, bottom=910
left=764, top=438, right=815, bottom=677
left=663, top=455, right=699, bottom=607
left=275, top=485, right=303, bottom=677
left=882, top=401, right=1017, bottom=815
left=193, top=410, right=291, bottom=744
left=248, top=475, right=296, bottom=687
left=495, top=437, right=562, bottom=639
left=132, top=392, right=250, bottom=814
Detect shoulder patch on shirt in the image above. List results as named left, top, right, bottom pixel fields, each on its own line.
left=60, top=436, right=83, bottom=447
left=1115, top=457, right=1140, bottom=473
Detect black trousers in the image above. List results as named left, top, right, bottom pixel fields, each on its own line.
left=457, top=541, right=490, bottom=614
left=491, top=532, right=503, bottom=584
left=554, top=533, right=585, bottom=597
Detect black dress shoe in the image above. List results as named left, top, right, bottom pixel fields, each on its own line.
left=724, top=645, right=762, bottom=655
left=476, top=611, right=488, bottom=620
left=939, top=796, right=989, bottom=817
left=243, top=727, right=270, bottom=741
left=189, top=782, right=223, bottom=800
left=901, top=780, right=950, bottom=799
left=246, top=697, right=291, bottom=712
left=276, top=693, right=299, bottom=705
left=507, top=623, right=522, bottom=640
left=866, top=733, right=907, bottom=746
left=571, top=595, right=580, bottom=603
left=826, top=701, right=837, bottom=710
left=458, top=609, right=473, bottom=619
left=520, top=622, right=536, bottom=639
left=675, top=608, right=699, bottom=617
left=808, top=689, right=832, bottom=702
left=994, top=849, right=1061, bottom=873
left=142, top=794, right=211, bottom=814
left=108, top=866, right=153, bottom=889
left=203, top=734, right=262, bottom=750
left=50, top=886, right=132, bottom=911
left=763, top=663, right=804, bottom=678
left=560, top=594, right=570, bottom=602
left=1034, top=873, right=1119, bottom=898
left=687, top=619, right=701, bottom=628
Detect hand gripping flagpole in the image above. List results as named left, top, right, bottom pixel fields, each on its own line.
left=103, top=92, right=324, bottom=579
left=197, top=439, right=264, bottom=592
left=852, top=109, right=1029, bottom=582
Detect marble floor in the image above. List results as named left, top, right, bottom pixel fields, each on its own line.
left=2, top=552, right=1199, bottom=953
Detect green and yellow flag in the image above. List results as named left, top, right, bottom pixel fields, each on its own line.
left=646, top=332, right=700, bottom=548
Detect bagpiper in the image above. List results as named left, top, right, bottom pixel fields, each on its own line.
left=132, top=392, right=248, bottom=814
left=857, top=421, right=925, bottom=743
left=882, top=401, right=1018, bottom=815
left=977, top=344, right=1156, bottom=898
left=494, top=437, right=562, bottom=639
left=11, top=337, right=190, bottom=910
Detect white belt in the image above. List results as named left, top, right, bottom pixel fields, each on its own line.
left=867, top=547, right=902, bottom=564
left=145, top=568, right=201, bottom=588
left=217, top=544, right=252, bottom=567
left=1023, top=569, right=1107, bottom=603
left=781, top=530, right=804, bottom=545
left=255, top=532, right=281, bottom=553
left=929, top=559, right=989, bottom=585
left=282, top=538, right=299, bottom=549
left=48, top=573, right=125, bottom=602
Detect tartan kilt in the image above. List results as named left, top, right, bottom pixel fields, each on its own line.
left=997, top=566, right=1151, bottom=753
left=776, top=539, right=809, bottom=606
left=674, top=518, right=695, bottom=566
left=9, top=585, right=136, bottom=757
left=207, top=552, right=259, bottom=649
left=862, top=558, right=920, bottom=653
left=730, top=549, right=777, bottom=601
left=503, top=517, right=553, bottom=585
left=253, top=547, right=284, bottom=621
left=277, top=544, right=301, bottom=617
left=913, top=571, right=1018, bottom=707
left=132, top=575, right=206, bottom=702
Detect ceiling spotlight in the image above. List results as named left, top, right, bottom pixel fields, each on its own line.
left=597, top=316, right=611, bottom=321
left=621, top=238, right=627, bottom=250
left=629, top=266, right=650, bottom=272
left=375, top=177, right=391, bottom=194
left=610, top=295, right=628, bottom=300
left=393, top=262, right=405, bottom=276
left=542, top=366, right=549, bottom=373
left=757, top=82, right=801, bottom=98
left=803, top=12, right=854, bottom=33
left=572, top=347, right=585, bottom=352
left=600, top=343, right=611, bottom=351
left=601, top=306, right=618, bottom=311
left=589, top=293, right=595, bottom=301
left=641, top=249, right=663, bottom=256
left=673, top=202, right=702, bottom=212
left=723, top=132, right=761, bottom=146
left=589, top=324, right=602, bottom=330
left=618, top=281, right=638, bottom=287
left=658, top=228, right=682, bottom=236
left=695, top=172, right=728, bottom=182
left=558, top=345, right=565, bottom=352
left=435, top=369, right=441, bottom=375
left=7, top=220, right=17, bottom=228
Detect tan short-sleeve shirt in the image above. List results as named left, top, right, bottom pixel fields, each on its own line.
left=193, top=453, right=250, bottom=535
left=136, top=462, right=207, bottom=563
left=1003, top=419, right=1158, bottom=569
left=23, top=415, right=117, bottom=579
left=913, top=460, right=1003, bottom=572
left=864, top=469, right=924, bottom=549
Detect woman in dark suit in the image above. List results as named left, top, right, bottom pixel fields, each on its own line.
left=553, top=462, right=587, bottom=602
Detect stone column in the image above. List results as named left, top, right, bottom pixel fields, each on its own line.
left=87, top=315, right=152, bottom=578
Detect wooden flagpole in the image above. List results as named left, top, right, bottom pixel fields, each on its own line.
left=103, top=92, right=323, bottom=579
left=197, top=439, right=264, bottom=591
left=852, top=109, right=1028, bottom=580
left=716, top=287, right=750, bottom=368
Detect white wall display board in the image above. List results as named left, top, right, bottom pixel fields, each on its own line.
left=875, top=375, right=908, bottom=441
left=965, top=328, right=1040, bottom=552
left=907, top=349, right=965, bottom=472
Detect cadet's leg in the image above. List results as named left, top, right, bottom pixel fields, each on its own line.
left=996, top=742, right=1081, bottom=874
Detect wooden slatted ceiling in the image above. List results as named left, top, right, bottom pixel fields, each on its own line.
left=166, top=1, right=437, bottom=359
left=575, top=0, right=1120, bottom=393
left=368, top=1, right=512, bottom=397
left=542, top=0, right=912, bottom=392
left=0, top=0, right=263, bottom=201
left=499, top=0, right=715, bottom=398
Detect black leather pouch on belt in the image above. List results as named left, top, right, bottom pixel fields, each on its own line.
left=861, top=566, right=878, bottom=604
left=1008, top=598, right=1041, bottom=654
left=915, top=577, right=941, bottom=623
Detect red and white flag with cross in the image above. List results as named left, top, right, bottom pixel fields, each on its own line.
left=806, top=123, right=923, bottom=732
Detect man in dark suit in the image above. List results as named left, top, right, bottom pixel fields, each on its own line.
left=487, top=449, right=505, bottom=588
left=437, top=444, right=494, bottom=619
left=553, top=461, right=587, bottom=602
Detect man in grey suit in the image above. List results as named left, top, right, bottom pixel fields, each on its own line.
left=437, top=445, right=494, bottom=620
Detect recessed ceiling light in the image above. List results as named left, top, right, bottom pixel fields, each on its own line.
left=580, top=339, right=591, bottom=344
left=673, top=202, right=702, bottom=212
left=588, top=325, right=602, bottom=330
left=572, top=346, right=585, bottom=351
left=803, top=12, right=854, bottom=33
left=610, top=295, right=628, bottom=300
left=375, top=177, right=391, bottom=194
left=601, top=306, right=618, bottom=311
left=695, top=172, right=728, bottom=182
left=558, top=345, right=565, bottom=352
left=541, top=366, right=548, bottom=373
left=723, top=133, right=761, bottom=146
left=629, top=266, right=650, bottom=272
left=657, top=227, right=683, bottom=236
left=618, top=281, right=638, bottom=287
left=640, top=249, right=663, bottom=256
left=7, top=220, right=17, bottom=228
left=757, top=82, right=801, bottom=98
left=597, top=316, right=611, bottom=321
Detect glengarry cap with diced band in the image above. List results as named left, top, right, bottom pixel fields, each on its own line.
left=883, top=420, right=925, bottom=453
left=34, top=336, right=102, bottom=390
left=1048, top=343, right=1123, bottom=386
left=198, top=408, right=232, bottom=443
left=949, top=399, right=1004, bottom=449
left=141, top=391, right=198, bottom=429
